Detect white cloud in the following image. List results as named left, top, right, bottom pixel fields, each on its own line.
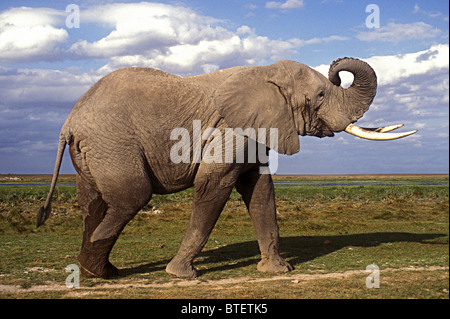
left=0, top=3, right=347, bottom=73
left=289, top=35, right=349, bottom=47
left=69, top=3, right=288, bottom=73
left=0, top=67, right=100, bottom=104
left=0, top=7, right=68, bottom=62
left=356, top=22, right=441, bottom=42
left=314, top=43, right=449, bottom=87
left=0, top=6, right=64, bottom=27
left=365, top=43, right=449, bottom=86
left=413, top=4, right=448, bottom=20
left=266, top=0, right=305, bottom=10
left=66, top=2, right=344, bottom=75
left=70, top=3, right=220, bottom=59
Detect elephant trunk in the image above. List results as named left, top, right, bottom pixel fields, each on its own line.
left=328, top=57, right=377, bottom=128
left=326, top=57, right=417, bottom=140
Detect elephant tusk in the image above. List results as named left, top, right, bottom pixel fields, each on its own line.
left=359, top=124, right=404, bottom=133
left=344, top=123, right=418, bottom=140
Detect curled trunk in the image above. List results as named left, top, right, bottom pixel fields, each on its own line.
left=328, top=57, right=378, bottom=124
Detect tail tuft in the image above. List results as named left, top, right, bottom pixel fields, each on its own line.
left=37, top=204, right=52, bottom=228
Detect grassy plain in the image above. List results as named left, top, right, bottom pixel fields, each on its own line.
left=0, top=174, right=448, bottom=299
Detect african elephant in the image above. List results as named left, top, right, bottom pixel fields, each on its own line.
left=37, top=58, right=416, bottom=278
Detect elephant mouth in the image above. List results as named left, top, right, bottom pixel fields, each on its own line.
left=344, top=123, right=418, bottom=140
left=305, top=119, right=334, bottom=138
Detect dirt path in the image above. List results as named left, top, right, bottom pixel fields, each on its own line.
left=1, top=265, right=447, bottom=295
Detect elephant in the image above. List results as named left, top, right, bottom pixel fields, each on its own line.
left=37, top=57, right=416, bottom=278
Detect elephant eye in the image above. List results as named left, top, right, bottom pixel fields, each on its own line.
left=318, top=90, right=325, bottom=98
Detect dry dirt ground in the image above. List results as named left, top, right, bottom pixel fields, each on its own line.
left=1, top=265, right=447, bottom=298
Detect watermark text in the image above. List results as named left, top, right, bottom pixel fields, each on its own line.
left=66, top=4, right=80, bottom=29
left=65, top=264, right=80, bottom=288
left=170, top=120, right=279, bottom=174
left=365, top=4, right=380, bottom=29
left=366, top=264, right=380, bottom=288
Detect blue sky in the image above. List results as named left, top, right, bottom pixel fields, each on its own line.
left=0, top=0, right=448, bottom=174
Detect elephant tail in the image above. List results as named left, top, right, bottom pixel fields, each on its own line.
left=37, top=132, right=69, bottom=227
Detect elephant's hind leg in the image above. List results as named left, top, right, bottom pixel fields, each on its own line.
left=76, top=174, right=119, bottom=278
left=76, top=161, right=153, bottom=278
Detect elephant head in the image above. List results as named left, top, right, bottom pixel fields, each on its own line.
left=213, top=57, right=417, bottom=155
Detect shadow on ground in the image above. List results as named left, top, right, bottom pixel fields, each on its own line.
left=120, top=232, right=446, bottom=277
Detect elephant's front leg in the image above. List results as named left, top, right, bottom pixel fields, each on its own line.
left=166, top=165, right=238, bottom=278
left=236, top=169, right=293, bottom=273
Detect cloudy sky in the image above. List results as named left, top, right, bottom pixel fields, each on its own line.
left=0, top=0, right=448, bottom=174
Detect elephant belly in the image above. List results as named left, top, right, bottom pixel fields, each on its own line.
left=145, top=154, right=198, bottom=194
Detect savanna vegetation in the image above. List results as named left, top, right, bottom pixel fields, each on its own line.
left=0, top=174, right=448, bottom=299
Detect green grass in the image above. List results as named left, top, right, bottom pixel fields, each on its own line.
left=0, top=174, right=448, bottom=298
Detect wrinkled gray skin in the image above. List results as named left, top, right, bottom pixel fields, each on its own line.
left=38, top=58, right=377, bottom=278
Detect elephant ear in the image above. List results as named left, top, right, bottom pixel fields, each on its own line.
left=212, top=65, right=300, bottom=155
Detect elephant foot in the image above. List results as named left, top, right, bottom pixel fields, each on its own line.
left=257, top=256, right=293, bottom=273
left=77, top=253, right=119, bottom=279
left=79, top=260, right=119, bottom=279
left=166, top=257, right=199, bottom=278
left=77, top=238, right=120, bottom=279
